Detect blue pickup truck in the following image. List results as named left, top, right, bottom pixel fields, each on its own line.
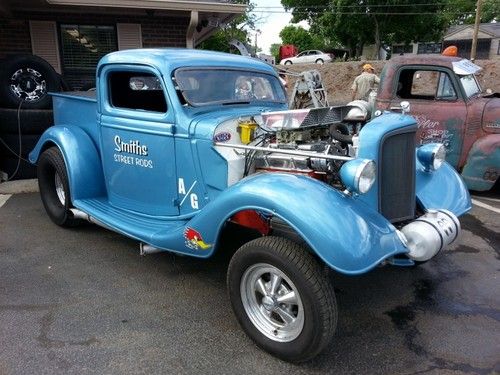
left=29, top=49, right=471, bottom=362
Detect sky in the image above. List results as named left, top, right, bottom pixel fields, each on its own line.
left=250, top=0, right=309, bottom=55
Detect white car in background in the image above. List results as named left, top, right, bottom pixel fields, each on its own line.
left=280, top=50, right=333, bottom=65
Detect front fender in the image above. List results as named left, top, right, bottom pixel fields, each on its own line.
left=416, top=160, right=471, bottom=216
left=186, top=173, right=406, bottom=275
left=29, top=126, right=106, bottom=200
left=461, top=134, right=500, bottom=191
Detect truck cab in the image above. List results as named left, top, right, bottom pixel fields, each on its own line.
left=376, top=55, right=500, bottom=191
left=29, top=49, right=471, bottom=362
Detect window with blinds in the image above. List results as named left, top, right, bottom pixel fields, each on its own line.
left=60, top=24, right=117, bottom=89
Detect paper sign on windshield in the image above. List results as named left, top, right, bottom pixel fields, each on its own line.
left=452, top=59, right=482, bottom=75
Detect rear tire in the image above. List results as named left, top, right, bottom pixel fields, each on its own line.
left=37, top=147, right=80, bottom=227
left=227, top=236, right=337, bottom=362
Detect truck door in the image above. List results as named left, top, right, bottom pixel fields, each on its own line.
left=99, top=66, right=178, bottom=216
left=389, top=67, right=467, bottom=168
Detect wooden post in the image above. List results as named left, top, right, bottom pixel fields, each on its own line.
left=470, top=0, right=482, bottom=61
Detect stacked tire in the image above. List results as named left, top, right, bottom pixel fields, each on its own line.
left=0, top=55, right=61, bottom=180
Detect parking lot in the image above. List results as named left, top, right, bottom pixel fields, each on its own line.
left=0, top=191, right=499, bottom=375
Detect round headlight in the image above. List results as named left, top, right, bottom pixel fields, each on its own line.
left=340, top=159, right=376, bottom=194
left=417, top=143, right=446, bottom=171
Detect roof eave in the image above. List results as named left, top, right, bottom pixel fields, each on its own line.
left=46, top=0, right=247, bottom=14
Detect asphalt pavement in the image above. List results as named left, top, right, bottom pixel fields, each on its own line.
left=0, top=191, right=499, bottom=375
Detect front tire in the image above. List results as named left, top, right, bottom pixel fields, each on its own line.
left=37, top=147, right=79, bottom=227
left=315, top=58, right=324, bottom=65
left=227, top=236, right=337, bottom=362
left=284, top=60, right=292, bottom=65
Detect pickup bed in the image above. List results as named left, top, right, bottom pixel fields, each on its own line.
left=29, top=48, right=470, bottom=362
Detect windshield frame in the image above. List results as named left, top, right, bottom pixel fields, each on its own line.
left=173, top=67, right=287, bottom=107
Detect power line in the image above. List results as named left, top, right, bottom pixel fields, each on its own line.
left=251, top=9, right=475, bottom=15
left=253, top=3, right=452, bottom=8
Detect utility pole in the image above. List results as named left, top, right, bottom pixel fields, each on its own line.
left=470, top=0, right=482, bottom=61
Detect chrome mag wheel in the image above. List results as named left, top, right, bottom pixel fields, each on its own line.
left=240, top=263, right=304, bottom=342
left=9, top=67, right=47, bottom=102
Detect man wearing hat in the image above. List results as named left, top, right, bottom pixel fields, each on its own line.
left=351, top=63, right=380, bottom=101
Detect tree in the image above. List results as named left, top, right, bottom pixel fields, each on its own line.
left=270, top=43, right=281, bottom=61
left=198, top=1, right=257, bottom=53
left=442, top=0, right=499, bottom=25
left=281, top=0, right=451, bottom=58
left=279, top=25, right=324, bottom=52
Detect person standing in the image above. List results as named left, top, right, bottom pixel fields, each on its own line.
left=351, top=63, right=380, bottom=101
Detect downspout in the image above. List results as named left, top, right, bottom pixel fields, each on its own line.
left=186, top=10, right=199, bottom=48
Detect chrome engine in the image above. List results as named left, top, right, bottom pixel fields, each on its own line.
left=249, top=105, right=369, bottom=184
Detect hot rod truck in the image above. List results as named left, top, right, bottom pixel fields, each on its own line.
left=29, top=49, right=471, bottom=362
left=375, top=55, right=500, bottom=191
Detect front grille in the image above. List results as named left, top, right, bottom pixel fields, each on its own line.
left=379, top=129, right=416, bottom=222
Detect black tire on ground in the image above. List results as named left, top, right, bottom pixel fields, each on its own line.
left=315, top=58, right=324, bottom=64
left=0, top=54, right=61, bottom=109
left=0, top=108, right=53, bottom=134
left=0, top=134, right=41, bottom=158
left=227, top=236, right=337, bottom=363
left=284, top=61, right=292, bottom=65
left=0, top=156, right=37, bottom=180
left=37, top=147, right=80, bottom=227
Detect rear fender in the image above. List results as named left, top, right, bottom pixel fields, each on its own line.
left=461, top=135, right=500, bottom=191
left=186, top=173, right=407, bottom=275
left=29, top=126, right=106, bottom=200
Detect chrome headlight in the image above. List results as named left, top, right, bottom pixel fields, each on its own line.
left=340, top=159, right=376, bottom=194
left=417, top=143, right=446, bottom=171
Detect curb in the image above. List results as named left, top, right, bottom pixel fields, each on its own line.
left=0, top=179, right=39, bottom=194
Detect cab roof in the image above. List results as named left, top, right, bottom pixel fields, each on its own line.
left=98, top=48, right=277, bottom=76
left=389, top=54, right=463, bottom=69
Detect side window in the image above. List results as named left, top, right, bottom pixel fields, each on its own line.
left=436, top=72, right=457, bottom=100
left=108, top=71, right=167, bottom=113
left=396, top=69, right=456, bottom=101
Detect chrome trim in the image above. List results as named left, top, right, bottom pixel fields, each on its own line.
left=214, top=142, right=354, bottom=161
left=353, top=159, right=375, bottom=194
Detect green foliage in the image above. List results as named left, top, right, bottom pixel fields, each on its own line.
left=280, top=0, right=465, bottom=58
left=270, top=43, right=281, bottom=61
left=198, top=1, right=256, bottom=53
left=279, top=25, right=325, bottom=52
left=442, top=0, right=499, bottom=24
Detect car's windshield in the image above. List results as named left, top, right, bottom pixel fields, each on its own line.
left=459, top=74, right=481, bottom=98
left=174, top=68, right=287, bottom=106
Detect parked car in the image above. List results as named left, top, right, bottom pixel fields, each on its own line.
left=29, top=48, right=470, bottom=362
left=280, top=50, right=332, bottom=65
left=375, top=55, right=500, bottom=191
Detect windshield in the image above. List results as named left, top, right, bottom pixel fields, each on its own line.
left=459, top=74, right=481, bottom=98
left=174, top=68, right=287, bottom=106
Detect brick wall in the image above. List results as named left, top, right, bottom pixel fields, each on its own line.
left=0, top=19, right=32, bottom=58
left=0, top=11, right=189, bottom=88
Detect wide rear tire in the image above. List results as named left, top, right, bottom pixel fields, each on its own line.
left=227, top=236, right=337, bottom=362
left=37, top=147, right=80, bottom=227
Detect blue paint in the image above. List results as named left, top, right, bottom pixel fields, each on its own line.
left=461, top=135, right=500, bottom=191
left=29, top=48, right=472, bottom=276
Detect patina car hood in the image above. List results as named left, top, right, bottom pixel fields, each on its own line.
left=482, top=97, right=500, bottom=133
